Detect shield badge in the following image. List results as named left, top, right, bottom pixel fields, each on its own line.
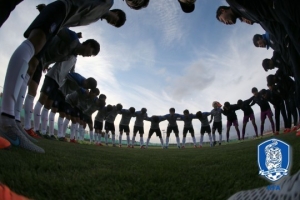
left=257, top=139, right=290, bottom=182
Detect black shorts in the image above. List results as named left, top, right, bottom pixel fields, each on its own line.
left=212, top=121, right=222, bottom=133
left=24, top=1, right=65, bottom=39
left=40, top=76, right=59, bottom=100
left=133, top=126, right=144, bottom=134
left=105, top=121, right=115, bottom=132
left=149, top=129, right=162, bottom=137
left=94, top=121, right=103, bottom=130
left=167, top=126, right=179, bottom=134
left=119, top=125, right=130, bottom=133
left=201, top=126, right=211, bottom=134
left=31, top=62, right=43, bottom=84
left=183, top=127, right=195, bottom=137
left=82, top=114, right=92, bottom=124
left=52, top=91, right=65, bottom=112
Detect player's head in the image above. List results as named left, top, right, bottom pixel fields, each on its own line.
left=252, top=87, right=258, bottom=96
left=141, top=108, right=147, bottom=114
left=178, top=0, right=196, bottom=13
left=152, top=115, right=160, bottom=123
left=237, top=99, right=243, bottom=108
left=96, top=98, right=106, bottom=108
left=212, top=101, right=221, bottom=109
left=262, top=59, right=274, bottom=72
left=80, top=39, right=100, bottom=56
left=196, top=111, right=202, bottom=119
left=224, top=102, right=230, bottom=110
left=216, top=6, right=237, bottom=25
left=260, top=89, right=268, bottom=99
left=116, top=103, right=123, bottom=111
left=125, top=0, right=149, bottom=10
left=169, top=108, right=175, bottom=114
left=253, top=34, right=266, bottom=48
left=183, top=109, right=189, bottom=116
left=99, top=94, right=107, bottom=101
left=83, top=78, right=97, bottom=89
left=129, top=107, right=135, bottom=114
left=90, top=88, right=100, bottom=97
left=267, top=83, right=274, bottom=91
left=266, top=74, right=276, bottom=86
left=106, top=104, right=113, bottom=112
left=102, top=9, right=126, bottom=28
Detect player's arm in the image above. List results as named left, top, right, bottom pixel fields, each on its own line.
left=209, top=113, right=213, bottom=123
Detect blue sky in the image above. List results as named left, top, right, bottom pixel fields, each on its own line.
left=0, top=0, right=276, bottom=143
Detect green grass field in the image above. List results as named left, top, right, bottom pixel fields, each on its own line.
left=0, top=133, right=299, bottom=200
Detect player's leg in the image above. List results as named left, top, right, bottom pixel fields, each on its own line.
left=182, top=128, right=187, bottom=148
left=125, top=126, right=130, bottom=147
left=218, top=122, right=222, bottom=145
left=260, top=112, right=266, bottom=136
left=119, top=125, right=123, bottom=147
left=274, top=106, right=281, bottom=135
left=146, top=129, right=154, bottom=148
left=207, top=126, right=213, bottom=147
left=132, top=126, right=138, bottom=147
left=190, top=128, right=196, bottom=148
left=267, top=110, right=275, bottom=134
left=165, top=127, right=171, bottom=148
left=139, top=129, right=145, bottom=149
left=226, top=121, right=231, bottom=142
left=104, top=122, right=109, bottom=145
left=156, top=130, right=164, bottom=148
left=212, top=123, right=217, bottom=146
left=111, top=124, right=116, bottom=147
left=174, top=126, right=180, bottom=148
left=234, top=120, right=240, bottom=140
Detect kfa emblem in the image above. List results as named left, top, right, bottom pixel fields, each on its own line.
left=258, top=139, right=290, bottom=182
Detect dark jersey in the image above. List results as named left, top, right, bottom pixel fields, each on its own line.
left=250, top=94, right=271, bottom=112
left=222, top=104, right=240, bottom=121
left=240, top=98, right=254, bottom=115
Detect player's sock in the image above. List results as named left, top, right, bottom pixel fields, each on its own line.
left=200, top=134, right=204, bottom=146
left=226, top=132, right=229, bottom=142
left=79, top=125, right=84, bottom=140
left=62, top=118, right=70, bottom=137
left=270, top=120, right=275, bottom=133
left=14, top=73, right=30, bottom=121
left=89, top=130, right=93, bottom=143
left=140, top=137, right=144, bottom=146
left=131, top=136, right=136, bottom=146
left=70, top=123, right=76, bottom=140
left=112, top=134, right=115, bottom=145
left=212, top=133, right=216, bottom=142
left=208, top=133, right=212, bottom=145
left=159, top=137, right=164, bottom=147
left=166, top=137, right=169, bottom=147
left=182, top=137, right=186, bottom=146
left=176, top=137, right=180, bottom=147
left=119, top=134, right=122, bottom=145
left=40, top=107, right=49, bottom=135
left=33, top=101, right=42, bottom=132
left=237, top=129, right=241, bottom=140
left=219, top=133, right=222, bottom=143
left=49, top=112, right=55, bottom=136
left=75, top=123, right=79, bottom=140
left=146, top=138, right=150, bottom=148
left=260, top=124, right=264, bottom=136
left=242, top=126, right=246, bottom=140
left=58, top=117, right=64, bottom=138
left=94, top=133, right=98, bottom=143
left=24, top=94, right=34, bottom=130
left=1, top=40, right=34, bottom=117
left=192, top=137, right=196, bottom=146
left=126, top=135, right=130, bottom=146
left=105, top=133, right=108, bottom=144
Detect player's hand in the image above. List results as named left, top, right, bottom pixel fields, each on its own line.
left=76, top=32, right=82, bottom=38
left=36, top=4, right=46, bottom=12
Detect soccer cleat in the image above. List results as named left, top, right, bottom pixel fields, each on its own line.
left=50, top=135, right=57, bottom=140
left=119, top=145, right=122, bottom=148
left=112, top=144, right=117, bottom=147
left=199, top=145, right=202, bottom=148
left=131, top=145, right=134, bottom=148
left=181, top=146, right=185, bottom=149
left=296, top=131, right=300, bottom=136
left=274, top=131, right=279, bottom=135
left=219, top=143, right=221, bottom=146
left=127, top=145, right=131, bottom=148
left=0, top=116, right=44, bottom=153
left=177, top=146, right=181, bottom=149
left=291, top=126, right=298, bottom=132
left=228, top=171, right=300, bottom=200
left=213, top=141, right=217, bottom=146
left=35, top=130, right=42, bottom=137
left=16, top=122, right=38, bottom=143
left=24, top=128, right=40, bottom=139
left=70, top=139, right=77, bottom=143
left=164, top=146, right=168, bottom=149
left=194, top=145, right=197, bottom=148
left=58, top=137, right=67, bottom=142
left=284, top=128, right=291, bottom=134
left=0, top=137, right=11, bottom=150
left=210, top=143, right=213, bottom=147
left=0, top=183, right=30, bottom=200
left=105, top=143, right=108, bottom=146
left=42, top=134, right=51, bottom=139
left=97, top=143, right=103, bottom=146
left=140, top=145, right=145, bottom=149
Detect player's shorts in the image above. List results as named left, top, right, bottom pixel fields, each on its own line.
left=24, top=1, right=66, bottom=39
left=200, top=126, right=211, bottom=134
left=40, top=76, right=59, bottom=100
left=31, top=62, right=43, bottom=84
left=261, top=109, right=273, bottom=121
left=183, top=127, right=194, bottom=137
left=149, top=128, right=162, bottom=138
left=133, top=126, right=144, bottom=134
left=167, top=126, right=179, bottom=134
left=105, top=121, right=115, bottom=132
left=82, top=114, right=92, bottom=124
left=119, top=125, right=130, bottom=132
left=243, top=113, right=255, bottom=123
left=212, top=121, right=222, bottom=133
left=227, top=120, right=238, bottom=128
left=94, top=120, right=103, bottom=130
left=52, top=91, right=65, bottom=112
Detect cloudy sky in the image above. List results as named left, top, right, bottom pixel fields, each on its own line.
left=0, top=0, right=276, bottom=143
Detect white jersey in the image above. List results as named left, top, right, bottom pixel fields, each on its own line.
left=119, top=109, right=135, bottom=126
left=134, top=111, right=147, bottom=127
left=105, top=106, right=120, bottom=123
